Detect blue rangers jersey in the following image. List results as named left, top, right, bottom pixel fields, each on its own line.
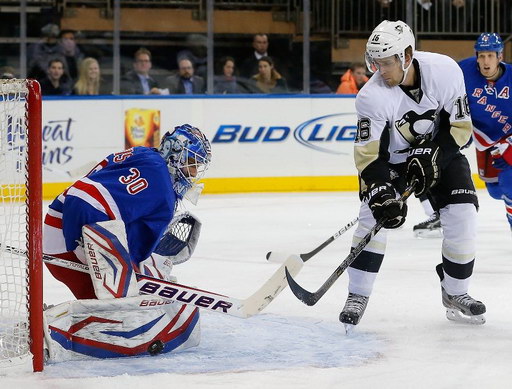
left=458, top=57, right=512, bottom=150
left=43, top=147, right=177, bottom=265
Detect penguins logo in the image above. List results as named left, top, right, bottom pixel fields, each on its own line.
left=394, top=109, right=438, bottom=143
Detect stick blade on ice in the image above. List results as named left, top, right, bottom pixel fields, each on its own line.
left=285, top=266, right=321, bottom=306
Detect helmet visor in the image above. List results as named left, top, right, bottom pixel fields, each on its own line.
left=365, top=53, right=399, bottom=73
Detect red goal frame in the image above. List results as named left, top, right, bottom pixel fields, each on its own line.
left=26, top=79, right=43, bottom=372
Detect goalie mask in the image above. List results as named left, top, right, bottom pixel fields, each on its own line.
left=159, top=124, right=212, bottom=202
left=365, top=20, right=415, bottom=84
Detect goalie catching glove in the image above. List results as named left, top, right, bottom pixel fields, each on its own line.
left=406, top=139, right=442, bottom=197
left=154, top=211, right=201, bottom=265
left=139, top=211, right=201, bottom=281
left=367, top=182, right=407, bottom=229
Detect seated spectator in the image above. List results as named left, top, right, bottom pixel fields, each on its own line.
left=0, top=66, right=15, bottom=79
left=249, top=56, right=288, bottom=94
left=73, top=57, right=107, bottom=95
left=214, top=56, right=245, bottom=94
left=240, top=33, right=286, bottom=82
left=120, top=48, right=161, bottom=95
left=57, top=29, right=84, bottom=82
left=177, top=34, right=207, bottom=81
left=163, top=58, right=205, bottom=95
left=27, top=23, right=65, bottom=81
left=39, top=59, right=72, bottom=96
left=336, top=63, right=369, bottom=94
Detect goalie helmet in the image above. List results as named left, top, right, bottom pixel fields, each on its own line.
left=474, top=32, right=503, bottom=54
left=365, top=20, right=415, bottom=77
left=159, top=124, right=212, bottom=199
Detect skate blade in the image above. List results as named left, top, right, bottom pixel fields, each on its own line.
left=414, top=229, right=443, bottom=239
left=446, top=309, right=486, bottom=325
left=344, top=323, right=356, bottom=335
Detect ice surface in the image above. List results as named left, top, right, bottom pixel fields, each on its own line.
left=1, top=190, right=511, bottom=388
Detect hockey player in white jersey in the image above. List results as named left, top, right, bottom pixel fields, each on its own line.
left=340, top=20, right=486, bottom=329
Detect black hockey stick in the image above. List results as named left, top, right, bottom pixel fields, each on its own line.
left=285, top=181, right=417, bottom=306
left=265, top=217, right=359, bottom=263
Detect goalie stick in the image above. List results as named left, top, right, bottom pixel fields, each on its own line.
left=2, top=245, right=303, bottom=319
left=285, top=181, right=417, bottom=306
left=266, top=217, right=359, bottom=264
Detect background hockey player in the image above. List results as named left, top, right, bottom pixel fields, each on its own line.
left=459, top=33, right=512, bottom=234
left=340, top=20, right=486, bottom=330
left=42, top=124, right=212, bottom=360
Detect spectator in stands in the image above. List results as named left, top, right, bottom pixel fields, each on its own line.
left=177, top=34, right=207, bottom=81
left=120, top=48, right=161, bottom=95
left=0, top=66, right=15, bottom=79
left=249, top=56, right=288, bottom=94
left=163, top=58, right=205, bottom=95
left=336, top=62, right=369, bottom=94
left=39, top=59, right=72, bottom=96
left=73, top=57, right=106, bottom=95
left=240, top=34, right=272, bottom=79
left=27, top=23, right=64, bottom=81
left=214, top=56, right=246, bottom=94
left=57, top=29, right=83, bottom=82
left=376, top=0, right=392, bottom=7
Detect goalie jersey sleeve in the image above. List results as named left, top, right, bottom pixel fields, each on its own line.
left=354, top=51, right=473, bottom=190
left=458, top=57, right=512, bottom=150
left=46, top=147, right=176, bottom=264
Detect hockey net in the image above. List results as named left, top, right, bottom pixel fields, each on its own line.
left=0, top=79, right=43, bottom=372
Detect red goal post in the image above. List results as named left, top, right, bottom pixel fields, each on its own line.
left=0, top=79, right=43, bottom=372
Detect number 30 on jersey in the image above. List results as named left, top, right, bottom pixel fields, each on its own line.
left=119, top=167, right=148, bottom=195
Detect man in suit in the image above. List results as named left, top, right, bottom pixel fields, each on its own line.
left=240, top=34, right=269, bottom=79
left=163, top=58, right=205, bottom=95
left=121, top=48, right=161, bottom=95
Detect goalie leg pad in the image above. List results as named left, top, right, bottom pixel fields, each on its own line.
left=82, top=220, right=138, bottom=299
left=44, top=296, right=200, bottom=361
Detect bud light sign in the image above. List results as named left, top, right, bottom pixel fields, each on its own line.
left=212, top=113, right=357, bottom=155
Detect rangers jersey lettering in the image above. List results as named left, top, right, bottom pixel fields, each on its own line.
left=44, top=147, right=177, bottom=264
left=354, top=51, right=473, bottom=188
left=458, top=57, right=512, bottom=150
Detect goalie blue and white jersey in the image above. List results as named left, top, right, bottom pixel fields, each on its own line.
left=354, top=51, right=473, bottom=189
left=44, top=147, right=177, bottom=264
left=458, top=57, right=512, bottom=151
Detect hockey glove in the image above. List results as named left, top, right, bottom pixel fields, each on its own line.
left=367, top=182, right=407, bottom=229
left=139, top=253, right=176, bottom=282
left=491, top=140, right=512, bottom=171
left=406, top=139, right=442, bottom=197
left=154, top=211, right=201, bottom=265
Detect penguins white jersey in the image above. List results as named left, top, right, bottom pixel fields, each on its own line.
left=354, top=51, right=473, bottom=187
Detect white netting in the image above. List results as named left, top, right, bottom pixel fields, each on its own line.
left=0, top=79, right=31, bottom=368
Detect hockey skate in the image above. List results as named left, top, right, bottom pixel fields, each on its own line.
left=413, top=212, right=442, bottom=238
left=339, top=293, right=369, bottom=333
left=436, top=264, right=486, bottom=325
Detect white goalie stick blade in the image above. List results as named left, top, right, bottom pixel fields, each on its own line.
left=136, top=254, right=304, bottom=318
left=43, top=160, right=98, bottom=179
left=445, top=309, right=486, bottom=325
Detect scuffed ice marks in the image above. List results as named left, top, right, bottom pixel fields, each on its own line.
left=42, top=312, right=384, bottom=377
